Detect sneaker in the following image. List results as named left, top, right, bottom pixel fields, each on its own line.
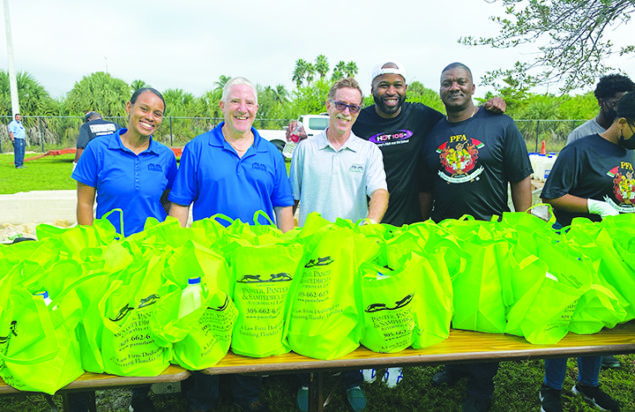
left=346, top=386, right=367, bottom=412
left=234, top=399, right=270, bottom=412
left=572, top=383, right=621, bottom=411
left=296, top=386, right=309, bottom=412
left=601, top=355, right=621, bottom=368
left=462, top=396, right=492, bottom=412
left=432, top=368, right=460, bottom=386
left=539, top=384, right=562, bottom=412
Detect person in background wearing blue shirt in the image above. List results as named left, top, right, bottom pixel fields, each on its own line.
left=169, top=76, right=293, bottom=412
left=8, top=113, right=26, bottom=168
left=72, top=88, right=177, bottom=238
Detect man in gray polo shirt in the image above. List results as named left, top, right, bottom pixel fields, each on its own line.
left=290, top=77, right=388, bottom=227
left=289, top=77, right=388, bottom=412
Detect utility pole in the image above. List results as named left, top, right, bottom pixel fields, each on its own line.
left=3, top=0, right=20, bottom=116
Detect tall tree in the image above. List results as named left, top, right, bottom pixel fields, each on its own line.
left=0, top=71, right=58, bottom=116
left=344, top=61, right=358, bottom=78
left=462, top=0, right=635, bottom=92
left=130, top=79, right=149, bottom=92
left=305, top=63, right=316, bottom=85
left=214, top=75, right=231, bottom=92
left=292, top=59, right=310, bottom=88
left=64, top=72, right=130, bottom=117
left=162, top=88, right=195, bottom=116
left=331, top=61, right=346, bottom=81
left=314, top=55, right=329, bottom=79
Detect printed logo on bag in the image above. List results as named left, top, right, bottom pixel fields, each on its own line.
left=0, top=321, right=18, bottom=343
left=138, top=294, right=160, bottom=308
left=304, top=256, right=334, bottom=268
left=109, top=304, right=134, bottom=322
left=365, top=293, right=414, bottom=313
left=368, top=130, right=413, bottom=146
left=605, top=161, right=635, bottom=212
left=436, top=134, right=485, bottom=184
left=237, top=272, right=292, bottom=283
left=209, top=295, right=230, bottom=311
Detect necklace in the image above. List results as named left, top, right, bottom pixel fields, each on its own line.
left=447, top=107, right=478, bottom=123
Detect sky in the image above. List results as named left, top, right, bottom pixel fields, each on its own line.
left=2, top=0, right=635, bottom=100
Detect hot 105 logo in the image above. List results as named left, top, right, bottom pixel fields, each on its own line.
left=369, top=130, right=413, bottom=144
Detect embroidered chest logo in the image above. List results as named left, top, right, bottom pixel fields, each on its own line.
left=252, top=162, right=267, bottom=172
left=147, top=163, right=163, bottom=172
left=368, top=130, right=413, bottom=146
left=605, top=161, right=635, bottom=213
left=350, top=164, right=364, bottom=173
left=436, top=134, right=484, bottom=184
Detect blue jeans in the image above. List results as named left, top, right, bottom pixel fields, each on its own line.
left=13, top=138, right=25, bottom=167
left=544, top=356, right=601, bottom=390
left=186, top=373, right=261, bottom=411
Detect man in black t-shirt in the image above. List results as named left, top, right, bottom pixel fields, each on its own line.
left=74, top=111, right=119, bottom=168
left=353, top=60, right=505, bottom=226
left=420, top=62, right=532, bottom=412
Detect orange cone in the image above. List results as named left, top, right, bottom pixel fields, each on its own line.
left=540, top=140, right=546, bottom=155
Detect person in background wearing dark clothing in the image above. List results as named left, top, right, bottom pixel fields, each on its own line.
left=536, top=92, right=635, bottom=412
left=420, top=62, right=532, bottom=412
left=73, top=111, right=120, bottom=170
left=566, top=74, right=635, bottom=146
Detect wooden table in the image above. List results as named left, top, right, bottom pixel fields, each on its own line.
left=0, top=365, right=190, bottom=412
left=204, top=321, right=635, bottom=412
left=1, top=323, right=633, bottom=412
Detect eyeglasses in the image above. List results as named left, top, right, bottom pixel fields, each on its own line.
left=603, top=98, right=621, bottom=110
left=330, top=100, right=362, bottom=114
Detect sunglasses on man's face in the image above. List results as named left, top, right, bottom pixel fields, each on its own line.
left=330, top=100, right=362, bottom=114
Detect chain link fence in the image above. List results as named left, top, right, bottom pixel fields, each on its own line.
left=1, top=115, right=586, bottom=154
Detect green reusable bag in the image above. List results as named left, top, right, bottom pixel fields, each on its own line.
left=504, top=240, right=591, bottom=344
left=441, top=217, right=510, bottom=334
left=409, top=250, right=454, bottom=349
left=359, top=263, right=416, bottom=353
left=0, top=263, right=84, bottom=394
left=566, top=219, right=635, bottom=320
left=569, top=284, right=627, bottom=334
left=97, top=255, right=172, bottom=376
left=285, top=213, right=380, bottom=360
left=228, top=237, right=303, bottom=358
left=149, top=240, right=237, bottom=369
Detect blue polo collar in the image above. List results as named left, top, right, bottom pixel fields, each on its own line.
left=109, top=129, right=160, bottom=155
left=209, top=122, right=268, bottom=153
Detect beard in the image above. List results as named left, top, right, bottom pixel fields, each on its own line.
left=373, top=93, right=406, bottom=116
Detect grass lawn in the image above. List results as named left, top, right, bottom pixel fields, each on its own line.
left=0, top=153, right=76, bottom=194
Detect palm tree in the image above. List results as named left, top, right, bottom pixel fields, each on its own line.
left=344, top=61, right=358, bottom=78
left=130, top=79, right=149, bottom=92
left=214, top=75, right=231, bottom=92
left=331, top=61, right=346, bottom=81
left=314, top=55, right=329, bottom=79
left=292, top=59, right=309, bottom=88
left=305, top=63, right=316, bottom=85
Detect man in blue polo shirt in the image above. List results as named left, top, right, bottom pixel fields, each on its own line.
left=8, top=113, right=27, bottom=168
left=169, top=76, right=293, bottom=231
left=169, top=76, right=293, bottom=412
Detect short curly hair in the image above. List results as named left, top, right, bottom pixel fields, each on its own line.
left=616, top=91, right=635, bottom=122
left=594, top=74, right=635, bottom=99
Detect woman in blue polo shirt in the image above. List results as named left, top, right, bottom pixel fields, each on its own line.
left=72, top=87, right=177, bottom=237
